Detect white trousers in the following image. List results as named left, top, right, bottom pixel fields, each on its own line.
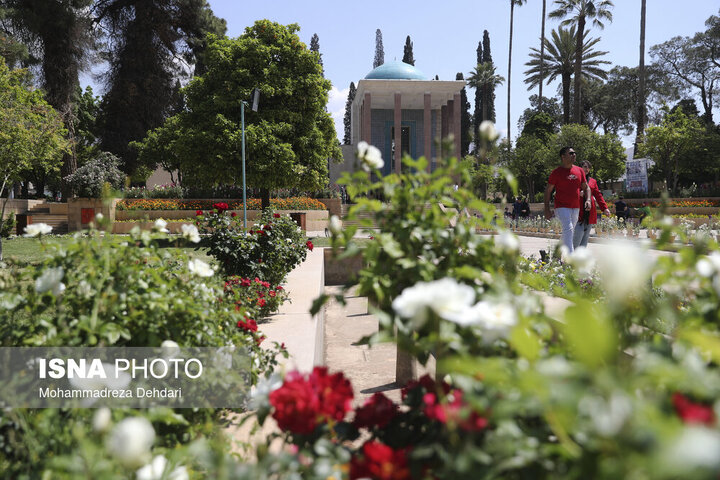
left=555, top=207, right=579, bottom=253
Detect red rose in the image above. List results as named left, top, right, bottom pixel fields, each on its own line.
left=212, top=202, right=229, bottom=213
left=273, top=213, right=281, bottom=218
left=237, top=317, right=258, bottom=332
left=306, top=240, right=314, bottom=251
left=196, top=210, right=203, bottom=216
left=269, top=367, right=354, bottom=435
left=269, top=372, right=321, bottom=434
left=240, top=278, right=251, bottom=287
left=350, top=441, right=411, bottom=480
left=276, top=286, right=284, bottom=291
left=257, top=298, right=266, bottom=307
left=231, top=212, right=237, bottom=217
left=353, top=392, right=398, bottom=429
left=672, top=393, right=715, bottom=426
left=269, top=290, right=276, bottom=297
left=423, top=389, right=488, bottom=432
left=402, top=374, right=451, bottom=400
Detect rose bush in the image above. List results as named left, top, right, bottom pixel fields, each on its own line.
left=197, top=207, right=309, bottom=287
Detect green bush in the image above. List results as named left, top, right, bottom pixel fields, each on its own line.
left=197, top=206, right=309, bottom=288
left=0, top=212, right=15, bottom=237
left=64, top=152, right=125, bottom=198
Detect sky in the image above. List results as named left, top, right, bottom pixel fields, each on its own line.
left=199, top=1, right=718, bottom=147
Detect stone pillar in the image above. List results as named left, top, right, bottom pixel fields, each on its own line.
left=447, top=99, right=455, bottom=157
left=362, top=92, right=371, bottom=143
left=440, top=105, right=448, bottom=159
left=453, top=93, right=462, bottom=158
left=424, top=93, right=432, bottom=172
left=394, top=92, right=402, bottom=174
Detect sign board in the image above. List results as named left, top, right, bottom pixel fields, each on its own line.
left=626, top=158, right=650, bottom=193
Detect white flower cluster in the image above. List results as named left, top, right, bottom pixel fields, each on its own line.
left=392, top=278, right=517, bottom=342
left=24, top=223, right=52, bottom=237
left=35, top=267, right=65, bottom=296
left=478, top=120, right=499, bottom=142
left=356, top=141, right=384, bottom=172
left=180, top=223, right=200, bottom=243
left=696, top=252, right=720, bottom=296
left=329, top=215, right=342, bottom=235
left=188, top=258, right=214, bottom=277
left=153, top=219, right=169, bottom=233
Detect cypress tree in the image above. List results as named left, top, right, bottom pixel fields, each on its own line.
left=481, top=30, right=496, bottom=122
left=402, top=35, right=415, bottom=65
left=343, top=82, right=356, bottom=145
left=310, top=33, right=323, bottom=74
left=456, top=73, right=471, bottom=156
left=373, top=29, right=384, bottom=68
left=473, top=40, right=483, bottom=136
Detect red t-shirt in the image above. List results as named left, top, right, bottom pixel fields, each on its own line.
left=548, top=165, right=586, bottom=209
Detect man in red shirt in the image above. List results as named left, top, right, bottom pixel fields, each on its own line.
left=573, top=160, right=611, bottom=248
left=544, top=146, right=591, bottom=253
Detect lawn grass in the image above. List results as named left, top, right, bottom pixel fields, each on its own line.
left=1, top=234, right=212, bottom=266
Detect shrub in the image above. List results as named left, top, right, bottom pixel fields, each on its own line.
left=64, top=152, right=126, bottom=198
left=0, top=212, right=15, bottom=237
left=197, top=207, right=309, bottom=287
left=117, top=197, right=327, bottom=211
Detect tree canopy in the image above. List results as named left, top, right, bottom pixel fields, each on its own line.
left=136, top=21, right=342, bottom=207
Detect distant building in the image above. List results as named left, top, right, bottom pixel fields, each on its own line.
left=339, top=61, right=465, bottom=179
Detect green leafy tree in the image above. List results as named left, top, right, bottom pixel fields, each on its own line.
left=524, top=26, right=609, bottom=124
left=136, top=21, right=342, bottom=209
left=650, top=31, right=720, bottom=125
left=517, top=94, right=562, bottom=132
left=636, top=0, right=647, bottom=148
left=1, top=0, right=96, bottom=196
left=402, top=35, right=414, bottom=66
left=456, top=72, right=472, bottom=156
left=0, top=63, right=67, bottom=259
left=545, top=123, right=625, bottom=186
left=538, top=0, right=548, bottom=109
left=309, top=32, right=323, bottom=74
left=343, top=81, right=356, bottom=145
left=640, top=107, right=706, bottom=195
left=373, top=28, right=384, bottom=68
left=467, top=62, right=505, bottom=130
left=549, top=0, right=614, bottom=124
left=481, top=30, right=496, bottom=123
left=96, top=0, right=226, bottom=176
left=510, top=133, right=553, bottom=199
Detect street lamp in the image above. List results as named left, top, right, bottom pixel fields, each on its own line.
left=241, top=88, right=260, bottom=230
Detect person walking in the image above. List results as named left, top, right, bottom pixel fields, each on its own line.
left=573, top=160, right=611, bottom=248
left=544, top=146, right=591, bottom=253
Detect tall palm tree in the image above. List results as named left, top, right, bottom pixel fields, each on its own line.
left=524, top=26, right=610, bottom=124
left=549, top=0, right=613, bottom=123
left=468, top=62, right=505, bottom=128
left=538, top=0, right=547, bottom=109
left=507, top=0, right=527, bottom=143
left=635, top=0, right=647, bottom=153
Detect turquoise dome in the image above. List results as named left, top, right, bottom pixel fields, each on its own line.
left=364, top=61, right=427, bottom=80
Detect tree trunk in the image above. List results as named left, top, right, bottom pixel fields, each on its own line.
left=562, top=73, right=571, bottom=124
left=573, top=16, right=586, bottom=124
left=635, top=0, right=647, bottom=155
left=261, top=188, right=270, bottom=210
left=507, top=1, right=514, bottom=143
left=539, top=0, right=547, bottom=110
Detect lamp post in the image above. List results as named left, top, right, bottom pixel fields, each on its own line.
left=241, top=88, right=260, bottom=230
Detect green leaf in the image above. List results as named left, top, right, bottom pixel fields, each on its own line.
left=562, top=300, right=616, bottom=367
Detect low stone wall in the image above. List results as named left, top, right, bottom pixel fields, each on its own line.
left=323, top=248, right=364, bottom=285
left=317, top=198, right=341, bottom=217
left=0, top=199, right=44, bottom=215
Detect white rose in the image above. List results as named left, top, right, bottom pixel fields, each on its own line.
left=187, top=259, right=214, bottom=277
left=569, top=247, right=595, bottom=276
left=24, top=223, right=52, bottom=237
left=445, top=300, right=517, bottom=342
left=136, top=454, right=189, bottom=480
left=357, top=140, right=384, bottom=172
left=180, top=224, right=200, bottom=243
left=92, top=407, right=112, bottom=433
left=478, top=120, right=499, bottom=142
left=106, top=417, right=155, bottom=468
left=666, top=427, right=720, bottom=470
left=329, top=215, right=342, bottom=235
left=595, top=241, right=654, bottom=301
left=35, top=267, right=65, bottom=296
left=495, top=231, right=519, bottom=253
left=392, top=278, right=476, bottom=327
left=153, top=218, right=169, bottom=233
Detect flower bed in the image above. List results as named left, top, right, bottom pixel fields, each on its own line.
left=116, top=197, right=327, bottom=211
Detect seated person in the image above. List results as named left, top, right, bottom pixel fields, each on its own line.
left=520, top=198, right=530, bottom=218
left=637, top=202, right=651, bottom=225
left=615, top=197, right=629, bottom=220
